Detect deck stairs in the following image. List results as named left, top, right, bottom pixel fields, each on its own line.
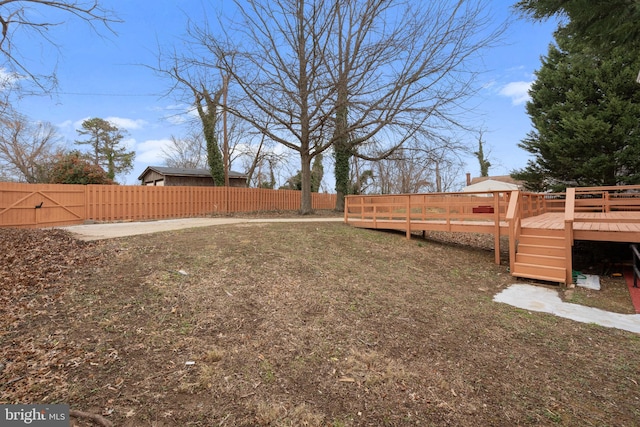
left=512, top=227, right=567, bottom=284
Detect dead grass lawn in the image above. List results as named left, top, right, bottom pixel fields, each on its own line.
left=2, top=222, right=640, bottom=426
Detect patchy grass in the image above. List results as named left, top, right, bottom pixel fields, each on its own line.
left=2, top=222, right=640, bottom=426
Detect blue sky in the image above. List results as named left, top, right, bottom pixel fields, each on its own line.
left=11, top=0, right=559, bottom=187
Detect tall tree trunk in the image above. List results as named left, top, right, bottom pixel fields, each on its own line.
left=333, top=84, right=349, bottom=212
left=334, top=141, right=349, bottom=211
left=300, top=151, right=313, bottom=214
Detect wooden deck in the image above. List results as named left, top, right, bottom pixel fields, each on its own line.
left=344, top=186, right=640, bottom=285
left=523, top=212, right=640, bottom=241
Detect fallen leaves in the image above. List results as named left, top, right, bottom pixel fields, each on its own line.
left=0, top=228, right=108, bottom=404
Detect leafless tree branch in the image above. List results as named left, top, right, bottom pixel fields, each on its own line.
left=0, top=0, right=119, bottom=91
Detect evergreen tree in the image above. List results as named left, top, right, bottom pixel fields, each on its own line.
left=515, top=0, right=640, bottom=50
left=512, top=30, right=640, bottom=191
left=75, top=118, right=134, bottom=182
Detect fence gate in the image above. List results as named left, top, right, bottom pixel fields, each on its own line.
left=0, top=183, right=85, bottom=228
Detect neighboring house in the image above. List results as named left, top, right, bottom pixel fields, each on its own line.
left=138, top=166, right=248, bottom=187
left=462, top=173, right=523, bottom=192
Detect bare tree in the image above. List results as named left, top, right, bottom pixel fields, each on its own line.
left=239, top=132, right=290, bottom=188
left=474, top=129, right=491, bottom=177
left=153, top=55, right=228, bottom=184
left=0, top=111, right=61, bottom=182
left=0, top=0, right=118, bottom=91
left=186, top=0, right=504, bottom=212
left=195, top=0, right=338, bottom=213
left=365, top=135, right=466, bottom=194
left=161, top=114, right=252, bottom=172
left=328, top=0, right=504, bottom=209
left=162, top=132, right=207, bottom=169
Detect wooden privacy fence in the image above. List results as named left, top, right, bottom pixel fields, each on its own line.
left=0, top=182, right=337, bottom=228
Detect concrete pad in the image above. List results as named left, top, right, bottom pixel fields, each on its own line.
left=60, top=217, right=343, bottom=241
left=494, top=284, right=640, bottom=334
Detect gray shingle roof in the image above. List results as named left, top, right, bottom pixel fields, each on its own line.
left=138, top=166, right=247, bottom=180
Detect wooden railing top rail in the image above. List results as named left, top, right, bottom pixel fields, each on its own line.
left=345, top=189, right=514, bottom=199
left=574, top=184, right=640, bottom=192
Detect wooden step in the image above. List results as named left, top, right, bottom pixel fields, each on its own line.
left=518, top=234, right=565, bottom=248
left=515, top=253, right=566, bottom=268
left=520, top=227, right=564, bottom=238
left=516, top=243, right=565, bottom=258
left=512, top=262, right=566, bottom=283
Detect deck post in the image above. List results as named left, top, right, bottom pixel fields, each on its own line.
left=506, top=191, right=520, bottom=276
left=344, top=196, right=348, bottom=223
left=493, top=192, right=501, bottom=264
left=564, top=188, right=576, bottom=285
left=405, top=195, right=411, bottom=239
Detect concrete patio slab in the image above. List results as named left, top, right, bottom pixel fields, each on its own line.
left=61, top=217, right=343, bottom=241
left=494, top=283, right=640, bottom=334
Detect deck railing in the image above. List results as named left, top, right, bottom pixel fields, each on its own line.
left=344, top=190, right=513, bottom=264
left=573, top=185, right=640, bottom=212
left=345, top=191, right=512, bottom=225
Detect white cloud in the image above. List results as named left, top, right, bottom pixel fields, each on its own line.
left=57, top=119, right=74, bottom=129
left=66, top=116, right=147, bottom=131
left=105, top=116, right=148, bottom=130
left=122, top=137, right=137, bottom=151
left=499, top=81, right=532, bottom=106
left=136, top=138, right=173, bottom=164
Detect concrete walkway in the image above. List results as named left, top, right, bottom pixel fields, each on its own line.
left=61, top=217, right=343, bottom=241
left=494, top=284, right=640, bottom=334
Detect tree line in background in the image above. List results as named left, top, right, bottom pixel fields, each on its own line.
left=3, top=1, right=639, bottom=209
left=0, top=0, right=499, bottom=204
left=0, top=1, right=132, bottom=184
left=156, top=0, right=504, bottom=212
left=0, top=111, right=134, bottom=184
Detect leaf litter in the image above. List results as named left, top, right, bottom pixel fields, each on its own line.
left=1, top=222, right=639, bottom=426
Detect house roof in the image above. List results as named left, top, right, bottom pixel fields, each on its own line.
left=138, top=166, right=248, bottom=181
left=468, top=175, right=521, bottom=186
left=462, top=179, right=520, bottom=192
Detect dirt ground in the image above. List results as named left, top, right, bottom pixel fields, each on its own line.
left=2, top=219, right=640, bottom=426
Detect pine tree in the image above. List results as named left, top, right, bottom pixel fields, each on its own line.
left=515, top=0, right=640, bottom=50
left=512, top=30, right=640, bottom=191
left=75, top=118, right=134, bottom=182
